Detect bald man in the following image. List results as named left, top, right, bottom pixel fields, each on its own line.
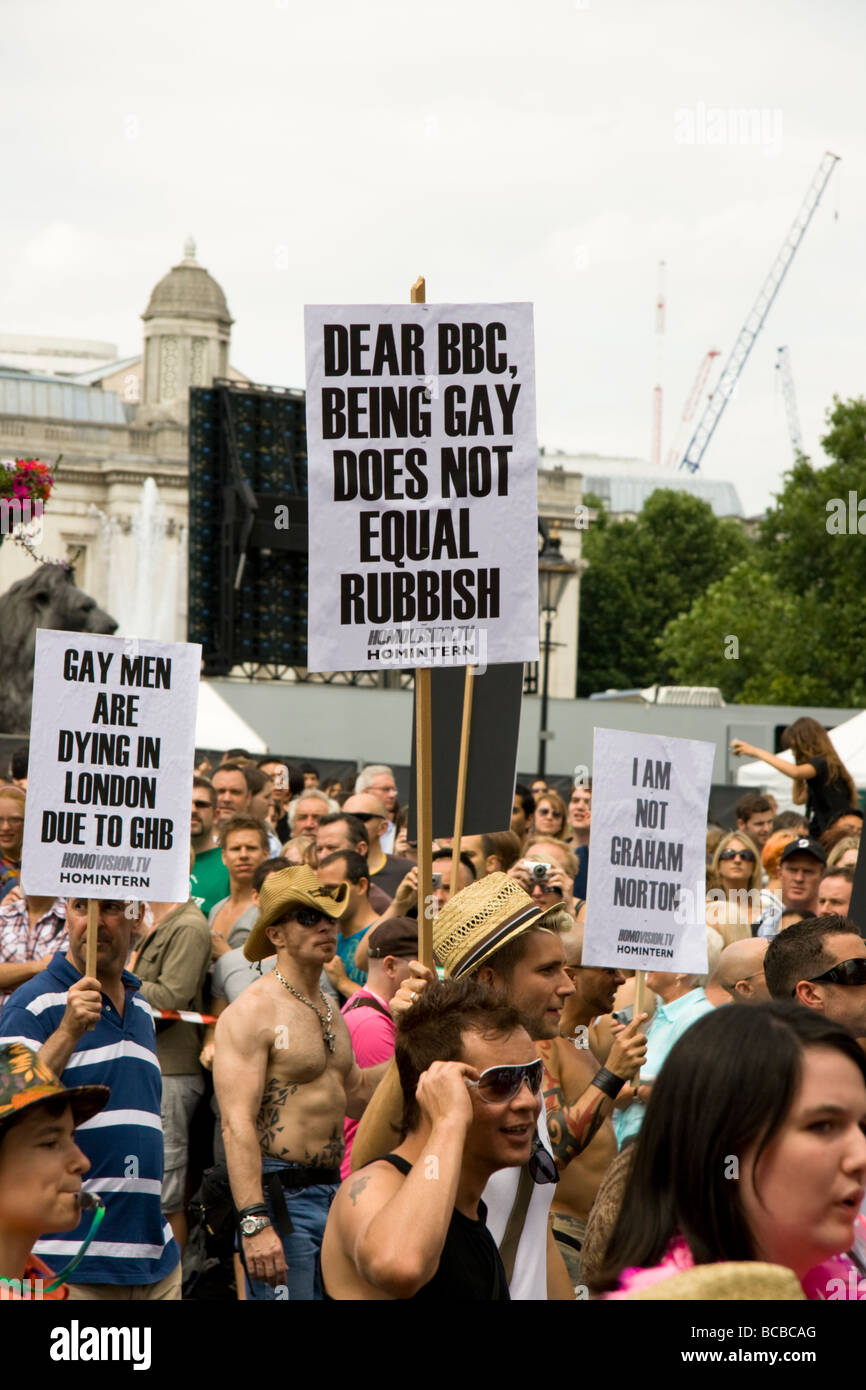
left=717, top=938, right=770, bottom=1003
left=340, top=793, right=413, bottom=901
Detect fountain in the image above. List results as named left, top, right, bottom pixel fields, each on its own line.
left=90, top=478, right=182, bottom=641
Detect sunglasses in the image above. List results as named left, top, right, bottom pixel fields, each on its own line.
left=719, top=848, right=756, bottom=863
left=352, top=812, right=383, bottom=824
left=465, top=1059, right=544, bottom=1105
left=528, top=1136, right=558, bottom=1186
left=192, top=800, right=213, bottom=810
left=797, top=958, right=866, bottom=993
left=276, top=907, right=330, bottom=928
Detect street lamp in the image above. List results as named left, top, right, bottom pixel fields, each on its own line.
left=537, top=521, right=578, bottom=777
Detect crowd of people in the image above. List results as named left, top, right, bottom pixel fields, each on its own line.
left=0, top=718, right=865, bottom=1303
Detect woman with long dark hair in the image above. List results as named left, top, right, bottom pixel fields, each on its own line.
left=594, top=1003, right=866, bottom=1298
left=730, top=717, right=858, bottom=838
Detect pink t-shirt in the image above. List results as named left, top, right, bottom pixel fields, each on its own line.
left=340, top=988, right=396, bottom=1180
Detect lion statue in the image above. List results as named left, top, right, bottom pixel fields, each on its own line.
left=0, top=563, right=117, bottom=733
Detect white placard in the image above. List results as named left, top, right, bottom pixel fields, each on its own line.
left=582, top=728, right=715, bottom=974
left=21, top=631, right=201, bottom=902
left=304, top=303, right=541, bottom=673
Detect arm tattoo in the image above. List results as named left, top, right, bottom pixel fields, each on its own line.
left=348, top=1175, right=370, bottom=1205
left=255, top=1076, right=297, bottom=1150
left=543, top=1068, right=612, bottom=1170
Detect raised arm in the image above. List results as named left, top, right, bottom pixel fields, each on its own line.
left=349, top=959, right=436, bottom=1167
left=538, top=1015, right=647, bottom=1171
left=729, top=740, right=816, bottom=781
left=343, top=1057, right=392, bottom=1121
left=349, top=1059, right=404, bottom=1168
left=347, top=1062, right=471, bottom=1297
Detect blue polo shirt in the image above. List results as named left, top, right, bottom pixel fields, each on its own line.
left=614, top=986, right=715, bottom=1150
left=0, top=952, right=179, bottom=1286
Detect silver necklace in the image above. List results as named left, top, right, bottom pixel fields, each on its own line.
left=273, top=970, right=336, bottom=1053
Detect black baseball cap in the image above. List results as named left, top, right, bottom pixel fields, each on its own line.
left=780, top=837, right=827, bottom=867
left=368, top=917, right=418, bottom=960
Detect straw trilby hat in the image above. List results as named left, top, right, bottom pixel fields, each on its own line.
left=433, top=871, right=562, bottom=979
left=244, top=865, right=350, bottom=963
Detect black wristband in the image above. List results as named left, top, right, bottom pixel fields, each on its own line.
left=238, top=1203, right=268, bottom=1220
left=591, top=1067, right=625, bottom=1100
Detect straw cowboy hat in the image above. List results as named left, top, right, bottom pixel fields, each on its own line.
left=243, top=865, right=350, bottom=962
left=624, top=1262, right=805, bottom=1300
left=433, top=871, right=563, bottom=979
left=0, top=1042, right=109, bottom=1136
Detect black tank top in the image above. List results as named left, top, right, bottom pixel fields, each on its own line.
left=324, top=1154, right=510, bottom=1301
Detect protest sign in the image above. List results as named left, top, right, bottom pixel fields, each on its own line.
left=582, top=727, right=714, bottom=974
left=303, top=302, right=541, bottom=674
left=408, top=662, right=523, bottom=840
left=21, top=631, right=200, bottom=902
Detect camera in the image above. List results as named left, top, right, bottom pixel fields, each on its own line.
left=524, top=860, right=550, bottom=885
left=431, top=872, right=443, bottom=890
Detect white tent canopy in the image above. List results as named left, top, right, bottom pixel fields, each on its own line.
left=736, top=708, right=866, bottom=807
left=195, top=680, right=268, bottom=754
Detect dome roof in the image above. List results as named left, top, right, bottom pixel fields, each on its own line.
left=142, top=238, right=233, bottom=325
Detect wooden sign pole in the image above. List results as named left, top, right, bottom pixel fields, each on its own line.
left=85, top=900, right=99, bottom=978
left=411, top=275, right=435, bottom=971
left=632, top=969, right=646, bottom=1091
left=450, top=666, right=476, bottom=892
left=85, top=899, right=99, bottom=1031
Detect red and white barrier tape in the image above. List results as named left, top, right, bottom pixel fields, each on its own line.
left=150, top=1007, right=217, bottom=1025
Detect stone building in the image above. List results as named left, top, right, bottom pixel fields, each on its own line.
left=0, top=240, right=244, bottom=643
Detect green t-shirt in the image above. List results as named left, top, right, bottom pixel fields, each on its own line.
left=190, top=845, right=230, bottom=917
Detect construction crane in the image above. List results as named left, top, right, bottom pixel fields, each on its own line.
left=665, top=348, right=720, bottom=470
left=651, top=260, right=665, bottom=470
left=775, top=346, right=803, bottom=458
left=680, top=151, right=840, bottom=474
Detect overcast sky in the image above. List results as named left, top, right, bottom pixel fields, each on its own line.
left=3, top=0, right=863, bottom=516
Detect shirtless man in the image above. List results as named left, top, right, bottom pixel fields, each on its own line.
left=209, top=816, right=270, bottom=957
left=544, top=923, right=635, bottom=1285
left=214, top=866, right=388, bottom=1301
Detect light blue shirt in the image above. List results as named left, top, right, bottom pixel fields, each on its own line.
left=614, top=987, right=715, bottom=1149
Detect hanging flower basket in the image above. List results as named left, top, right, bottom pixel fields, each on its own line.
left=0, top=457, right=56, bottom=547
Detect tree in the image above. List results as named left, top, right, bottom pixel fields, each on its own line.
left=659, top=396, right=866, bottom=706
left=657, top=561, right=832, bottom=704
left=577, top=489, right=750, bottom=696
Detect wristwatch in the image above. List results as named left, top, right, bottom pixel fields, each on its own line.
left=240, top=1214, right=272, bottom=1238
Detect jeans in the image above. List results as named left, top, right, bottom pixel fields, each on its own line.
left=241, top=1159, right=338, bottom=1301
